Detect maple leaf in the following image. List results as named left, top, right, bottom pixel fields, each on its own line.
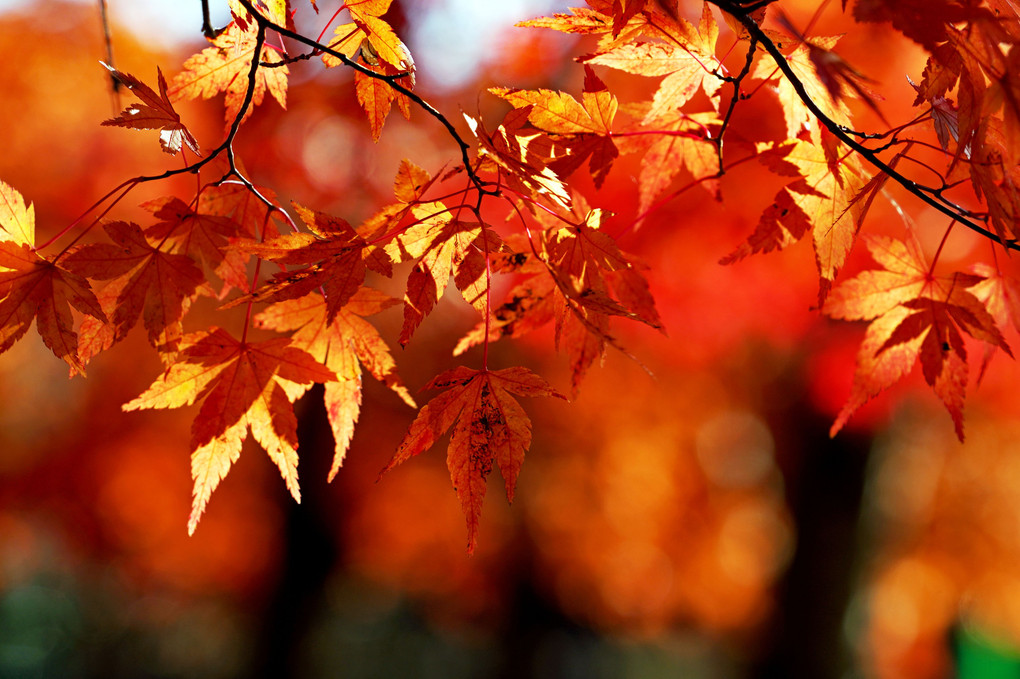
left=0, top=242, right=105, bottom=372
left=852, top=0, right=988, bottom=50
left=722, top=130, right=866, bottom=301
left=824, top=235, right=1010, bottom=440
left=0, top=180, right=34, bottom=247
left=752, top=35, right=854, bottom=138
left=381, top=366, right=565, bottom=553
left=230, top=0, right=293, bottom=29
left=720, top=3, right=767, bottom=40
left=0, top=183, right=105, bottom=370
left=385, top=203, right=505, bottom=345
left=123, top=327, right=334, bottom=533
left=453, top=243, right=559, bottom=357
left=197, top=161, right=285, bottom=241
left=911, top=44, right=964, bottom=106
left=392, top=158, right=437, bottom=204
left=62, top=221, right=205, bottom=357
left=140, top=196, right=248, bottom=294
left=320, top=0, right=412, bottom=74
left=491, top=66, right=620, bottom=187
left=465, top=108, right=571, bottom=210
left=907, top=76, right=963, bottom=155
left=169, top=19, right=288, bottom=130
left=611, top=0, right=649, bottom=36
left=231, top=203, right=391, bottom=320
left=255, top=288, right=415, bottom=479
left=354, top=159, right=444, bottom=245
left=545, top=208, right=658, bottom=323
left=614, top=107, right=718, bottom=213
left=354, top=58, right=413, bottom=141
left=538, top=208, right=662, bottom=395
left=770, top=11, right=887, bottom=125
left=455, top=213, right=660, bottom=397
left=583, top=3, right=722, bottom=120
left=516, top=5, right=614, bottom=36
left=100, top=63, right=201, bottom=156
left=970, top=263, right=1020, bottom=379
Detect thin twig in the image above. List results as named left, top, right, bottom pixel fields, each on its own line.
left=708, top=0, right=1020, bottom=252
left=232, top=0, right=498, bottom=197
left=715, top=35, right=757, bottom=173
left=200, top=0, right=217, bottom=38
left=97, top=0, right=120, bottom=113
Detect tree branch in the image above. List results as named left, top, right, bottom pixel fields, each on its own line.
left=200, top=0, right=218, bottom=38
left=714, top=35, right=758, bottom=173
left=708, top=0, right=1020, bottom=252
left=232, top=0, right=498, bottom=197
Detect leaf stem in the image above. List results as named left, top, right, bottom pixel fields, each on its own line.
left=928, top=218, right=956, bottom=276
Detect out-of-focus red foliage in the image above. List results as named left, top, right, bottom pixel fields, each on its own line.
left=3, top=3, right=1020, bottom=678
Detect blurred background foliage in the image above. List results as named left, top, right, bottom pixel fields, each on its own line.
left=2, top=1, right=1020, bottom=677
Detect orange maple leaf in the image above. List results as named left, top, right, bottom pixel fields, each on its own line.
left=455, top=214, right=660, bottom=397
left=62, top=221, right=205, bottom=357
left=381, top=366, right=565, bottom=553
left=169, top=19, right=288, bottom=130
left=546, top=208, right=662, bottom=327
left=198, top=168, right=285, bottom=241
left=491, top=66, right=620, bottom=187
left=353, top=60, right=412, bottom=141
left=322, top=0, right=414, bottom=74
left=752, top=35, right=854, bottom=138
left=384, top=203, right=505, bottom=345
left=232, top=203, right=391, bottom=320
left=967, top=263, right=1020, bottom=380
left=453, top=241, right=559, bottom=356
left=353, top=159, right=443, bottom=246
left=852, top=0, right=988, bottom=50
left=100, top=64, right=201, bottom=156
left=255, top=288, right=416, bottom=479
left=583, top=3, right=722, bottom=120
left=824, top=234, right=1010, bottom=439
left=722, top=130, right=866, bottom=301
left=123, top=327, right=334, bottom=533
left=612, top=108, right=718, bottom=213
left=516, top=6, right=614, bottom=37
left=611, top=0, right=649, bottom=36
left=465, top=108, right=571, bottom=209
left=229, top=0, right=293, bottom=29
left=0, top=184, right=104, bottom=371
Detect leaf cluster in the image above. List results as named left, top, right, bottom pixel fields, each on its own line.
left=3, top=0, right=1020, bottom=551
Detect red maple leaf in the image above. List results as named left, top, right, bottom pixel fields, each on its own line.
left=0, top=183, right=104, bottom=372
left=381, top=366, right=565, bottom=553
left=583, top=3, right=722, bottom=120
left=62, top=221, right=205, bottom=358
left=0, top=242, right=106, bottom=372
left=231, top=203, right=391, bottom=320
left=141, top=196, right=249, bottom=295
left=100, top=63, right=201, bottom=156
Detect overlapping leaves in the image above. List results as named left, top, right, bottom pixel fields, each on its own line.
left=124, top=328, right=335, bottom=533
left=824, top=234, right=1010, bottom=439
